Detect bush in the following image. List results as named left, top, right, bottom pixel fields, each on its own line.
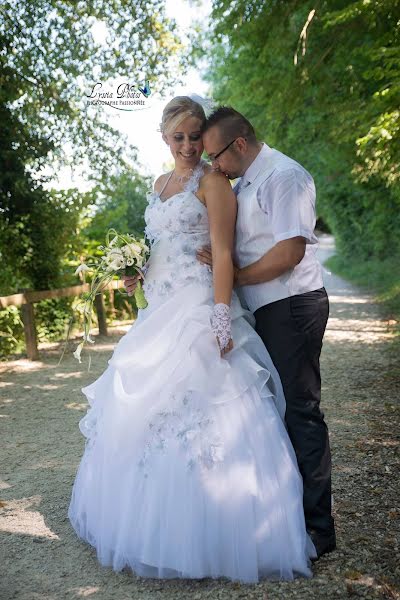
left=35, top=297, right=75, bottom=343
left=0, top=296, right=78, bottom=359
left=0, top=306, right=24, bottom=358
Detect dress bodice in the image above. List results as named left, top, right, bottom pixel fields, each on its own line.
left=142, top=160, right=213, bottom=304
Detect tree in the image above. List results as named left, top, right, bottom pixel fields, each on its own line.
left=0, top=0, right=185, bottom=291
left=1, top=0, right=183, bottom=178
left=193, top=0, right=400, bottom=261
left=81, top=169, right=151, bottom=255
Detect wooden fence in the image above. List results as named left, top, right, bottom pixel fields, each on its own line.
left=0, top=281, right=121, bottom=360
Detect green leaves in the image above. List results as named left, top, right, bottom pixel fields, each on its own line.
left=0, top=0, right=181, bottom=293
left=199, top=0, right=400, bottom=263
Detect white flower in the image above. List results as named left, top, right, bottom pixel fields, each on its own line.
left=74, top=263, right=90, bottom=276
left=104, top=248, right=125, bottom=270
left=108, top=257, right=125, bottom=270
left=121, top=244, right=132, bottom=256
left=126, top=257, right=134, bottom=266
left=73, top=342, right=84, bottom=363
left=84, top=333, right=95, bottom=344
left=106, top=248, right=123, bottom=261
left=128, top=242, right=143, bottom=255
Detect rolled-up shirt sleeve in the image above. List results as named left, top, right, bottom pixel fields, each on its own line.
left=258, top=167, right=319, bottom=245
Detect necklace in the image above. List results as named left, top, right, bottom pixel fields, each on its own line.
left=171, top=168, right=194, bottom=184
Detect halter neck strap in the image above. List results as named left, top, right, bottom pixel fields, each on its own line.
left=158, top=170, right=174, bottom=197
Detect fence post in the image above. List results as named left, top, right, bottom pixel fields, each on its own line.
left=18, top=288, right=39, bottom=360
left=94, top=292, right=108, bottom=336
left=108, top=287, right=116, bottom=319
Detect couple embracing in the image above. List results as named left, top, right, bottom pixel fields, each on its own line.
left=68, top=96, right=336, bottom=584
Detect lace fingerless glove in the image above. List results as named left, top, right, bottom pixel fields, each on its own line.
left=211, top=303, right=231, bottom=351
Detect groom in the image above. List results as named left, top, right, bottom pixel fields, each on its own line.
left=198, top=107, right=336, bottom=560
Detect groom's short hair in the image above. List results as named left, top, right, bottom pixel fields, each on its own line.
left=203, top=107, right=257, bottom=145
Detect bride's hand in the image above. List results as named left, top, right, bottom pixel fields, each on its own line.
left=220, top=338, right=234, bottom=357
left=211, top=303, right=233, bottom=358
left=121, top=274, right=142, bottom=297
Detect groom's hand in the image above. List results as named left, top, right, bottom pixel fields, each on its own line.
left=196, top=246, right=240, bottom=283
left=196, top=246, right=213, bottom=268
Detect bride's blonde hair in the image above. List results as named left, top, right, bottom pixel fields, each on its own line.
left=160, top=96, right=206, bottom=136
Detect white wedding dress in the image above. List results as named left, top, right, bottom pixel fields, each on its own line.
left=68, top=160, right=317, bottom=583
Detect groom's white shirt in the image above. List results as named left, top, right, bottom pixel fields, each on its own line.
left=234, top=142, right=324, bottom=312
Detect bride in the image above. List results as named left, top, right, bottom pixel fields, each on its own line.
left=68, top=96, right=317, bottom=583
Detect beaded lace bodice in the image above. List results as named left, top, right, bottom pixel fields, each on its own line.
left=143, top=159, right=213, bottom=302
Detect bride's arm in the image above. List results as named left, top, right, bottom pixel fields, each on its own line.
left=201, top=172, right=237, bottom=306
left=199, top=172, right=237, bottom=356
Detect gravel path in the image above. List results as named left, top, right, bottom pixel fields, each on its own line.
left=1, top=234, right=399, bottom=600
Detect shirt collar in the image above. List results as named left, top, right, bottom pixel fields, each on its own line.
left=241, top=142, right=272, bottom=185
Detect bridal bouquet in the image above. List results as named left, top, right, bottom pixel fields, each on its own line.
left=72, top=228, right=149, bottom=363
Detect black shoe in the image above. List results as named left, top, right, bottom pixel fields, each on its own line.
left=308, top=530, right=336, bottom=561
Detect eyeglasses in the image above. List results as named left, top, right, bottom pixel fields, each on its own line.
left=207, top=137, right=244, bottom=162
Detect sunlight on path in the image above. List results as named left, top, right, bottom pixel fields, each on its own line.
left=0, top=236, right=398, bottom=600
left=318, top=234, right=395, bottom=345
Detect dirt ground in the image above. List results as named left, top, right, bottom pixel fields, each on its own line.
left=0, top=234, right=399, bottom=600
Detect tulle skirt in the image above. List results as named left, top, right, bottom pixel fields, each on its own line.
left=68, top=283, right=316, bottom=583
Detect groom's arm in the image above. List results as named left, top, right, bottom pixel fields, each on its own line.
left=235, top=237, right=306, bottom=286
left=197, top=236, right=306, bottom=285
left=197, top=166, right=316, bottom=284
left=197, top=235, right=306, bottom=285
